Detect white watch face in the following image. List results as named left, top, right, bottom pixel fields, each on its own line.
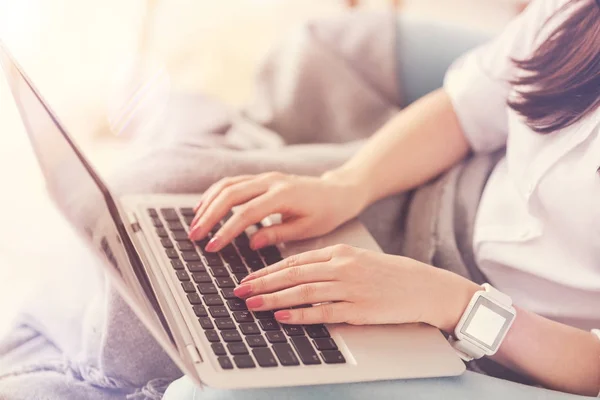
left=460, top=296, right=514, bottom=351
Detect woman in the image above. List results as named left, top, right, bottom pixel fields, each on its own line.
left=169, top=0, right=600, bottom=397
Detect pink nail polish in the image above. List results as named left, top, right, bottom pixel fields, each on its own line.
left=274, top=310, right=291, bottom=321
left=250, top=235, right=268, bottom=250
left=193, top=199, right=203, bottom=212
left=205, top=236, right=220, bottom=252
left=233, top=284, right=252, bottom=298
left=246, top=296, right=263, bottom=309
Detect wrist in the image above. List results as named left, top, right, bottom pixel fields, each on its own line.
left=321, top=168, right=372, bottom=214
left=421, top=266, right=480, bottom=334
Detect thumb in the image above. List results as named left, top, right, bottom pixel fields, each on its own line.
left=250, top=219, right=312, bottom=249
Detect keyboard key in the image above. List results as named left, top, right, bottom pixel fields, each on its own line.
left=215, top=277, right=235, bottom=288
left=227, top=299, right=247, bottom=311
left=184, top=216, right=195, bottom=226
left=254, top=311, right=274, bottom=320
left=239, top=323, right=260, bottom=335
left=172, top=231, right=189, bottom=240
left=187, top=293, right=202, bottom=305
left=210, top=223, right=221, bottom=235
left=305, top=325, right=330, bottom=338
left=167, top=220, right=185, bottom=231
left=220, top=244, right=237, bottom=258
left=221, top=288, right=237, bottom=300
left=223, top=253, right=243, bottom=266
left=258, top=319, right=279, bottom=331
left=210, top=267, right=230, bottom=277
left=246, top=258, right=265, bottom=272
left=181, top=281, right=196, bottom=293
left=246, top=335, right=267, bottom=348
left=171, top=259, right=185, bottom=270
left=233, top=355, right=255, bottom=369
left=204, top=253, right=224, bottom=266
left=147, top=208, right=158, bottom=217
left=165, top=249, right=179, bottom=259
left=253, top=348, right=278, bottom=367
left=199, top=317, right=214, bottom=330
left=227, top=342, right=249, bottom=355
left=195, top=237, right=210, bottom=248
left=234, top=233, right=250, bottom=246
left=180, top=207, right=195, bottom=217
left=192, top=272, right=212, bottom=284
left=161, top=238, right=174, bottom=248
left=198, top=283, right=218, bottom=294
left=233, top=311, right=254, bottom=323
left=193, top=305, right=208, bottom=317
left=182, top=252, right=201, bottom=262
left=176, top=270, right=190, bottom=281
left=205, top=330, right=220, bottom=342
left=291, top=337, right=321, bottom=365
left=233, top=272, right=248, bottom=284
left=161, top=208, right=179, bottom=221
left=156, top=227, right=169, bottom=238
left=221, top=331, right=242, bottom=342
left=272, top=343, right=300, bottom=366
left=260, top=246, right=283, bottom=265
left=203, top=295, right=224, bottom=306
left=266, top=331, right=287, bottom=343
left=321, top=350, right=346, bottom=364
left=283, top=325, right=305, bottom=336
left=218, top=356, right=233, bottom=370
left=187, top=262, right=206, bottom=273
left=151, top=217, right=163, bottom=228
left=211, top=343, right=227, bottom=356
left=215, top=318, right=236, bottom=330
left=209, top=306, right=229, bottom=318
left=177, top=241, right=195, bottom=251
left=228, top=264, right=248, bottom=274
left=313, top=338, right=338, bottom=351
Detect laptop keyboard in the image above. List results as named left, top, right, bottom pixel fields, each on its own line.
left=148, top=207, right=346, bottom=370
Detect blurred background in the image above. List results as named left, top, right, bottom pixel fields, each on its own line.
left=0, top=0, right=525, bottom=335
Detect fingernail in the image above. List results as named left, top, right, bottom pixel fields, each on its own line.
left=193, top=199, right=203, bottom=212
left=188, top=226, right=199, bottom=239
left=246, top=296, right=263, bottom=309
left=250, top=235, right=268, bottom=250
left=274, top=310, right=291, bottom=321
left=233, top=284, right=252, bottom=298
left=205, top=236, right=221, bottom=252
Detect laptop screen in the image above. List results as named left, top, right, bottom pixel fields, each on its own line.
left=0, top=43, right=175, bottom=345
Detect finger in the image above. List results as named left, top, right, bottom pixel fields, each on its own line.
left=273, top=302, right=351, bottom=325
left=249, top=220, right=313, bottom=250
left=242, top=247, right=334, bottom=283
left=191, top=175, right=254, bottom=224
left=245, top=282, right=344, bottom=311
left=233, top=262, right=336, bottom=298
left=189, top=180, right=268, bottom=241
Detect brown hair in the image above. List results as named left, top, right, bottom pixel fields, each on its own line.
left=508, top=0, right=600, bottom=134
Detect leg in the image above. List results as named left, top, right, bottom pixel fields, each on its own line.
left=163, top=372, right=586, bottom=400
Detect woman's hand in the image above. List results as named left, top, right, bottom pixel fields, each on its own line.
left=188, top=172, right=367, bottom=252
left=234, top=244, right=480, bottom=332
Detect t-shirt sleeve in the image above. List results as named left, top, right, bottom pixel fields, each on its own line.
left=443, top=0, right=567, bottom=153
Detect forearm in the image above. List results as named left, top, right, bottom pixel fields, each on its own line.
left=425, top=266, right=600, bottom=397
left=493, top=307, right=600, bottom=397
left=323, top=88, right=470, bottom=209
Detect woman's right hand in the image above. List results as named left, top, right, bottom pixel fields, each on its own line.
left=188, top=171, right=366, bottom=253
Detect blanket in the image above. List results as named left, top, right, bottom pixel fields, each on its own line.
left=0, top=10, right=402, bottom=400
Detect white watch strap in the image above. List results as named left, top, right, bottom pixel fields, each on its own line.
left=482, top=283, right=512, bottom=307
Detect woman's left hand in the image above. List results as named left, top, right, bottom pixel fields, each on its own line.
left=234, top=244, right=479, bottom=333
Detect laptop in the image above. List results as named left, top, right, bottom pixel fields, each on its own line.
left=0, top=43, right=465, bottom=389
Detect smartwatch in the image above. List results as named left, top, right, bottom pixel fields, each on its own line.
left=449, top=283, right=516, bottom=361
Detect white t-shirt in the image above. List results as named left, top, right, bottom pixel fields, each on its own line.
left=444, top=0, right=600, bottom=330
